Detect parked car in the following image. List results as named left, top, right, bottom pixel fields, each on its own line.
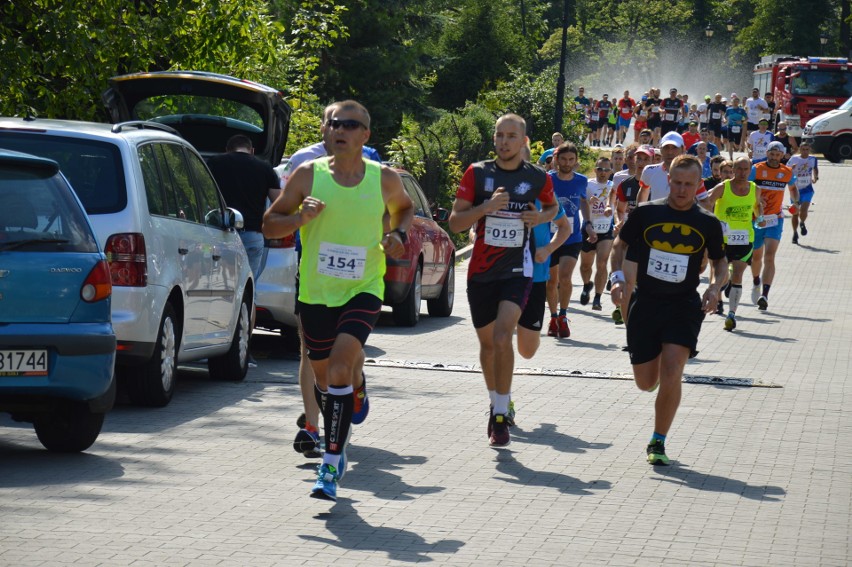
left=0, top=149, right=115, bottom=451
left=0, top=117, right=254, bottom=407
left=102, top=71, right=299, bottom=339
left=802, top=96, right=852, bottom=163
left=385, top=171, right=456, bottom=326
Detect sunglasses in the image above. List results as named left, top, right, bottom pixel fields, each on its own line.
left=595, top=167, right=612, bottom=172
left=328, top=118, right=367, bottom=130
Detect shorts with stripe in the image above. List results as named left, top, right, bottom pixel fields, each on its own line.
left=298, top=293, right=382, bottom=360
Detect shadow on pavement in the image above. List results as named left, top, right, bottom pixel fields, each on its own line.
left=0, top=447, right=125, bottom=487
left=510, top=423, right=612, bottom=454
left=493, top=451, right=612, bottom=495
left=733, top=331, right=798, bottom=342
left=652, top=464, right=786, bottom=501
left=795, top=244, right=839, bottom=254
left=342, top=445, right=445, bottom=501
left=373, top=313, right=466, bottom=334
left=300, top=498, right=465, bottom=562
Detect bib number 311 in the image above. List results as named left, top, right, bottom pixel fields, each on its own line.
left=647, top=248, right=688, bottom=283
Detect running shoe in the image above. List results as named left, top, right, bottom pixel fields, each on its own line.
left=757, top=295, right=768, bottom=311
left=310, top=464, right=340, bottom=501
left=724, top=313, right=737, bottom=332
left=792, top=232, right=799, bottom=245
left=723, top=280, right=731, bottom=298
left=293, top=428, right=322, bottom=457
left=606, top=278, right=612, bottom=292
left=800, top=222, right=808, bottom=236
left=489, top=414, right=510, bottom=447
left=351, top=371, right=369, bottom=424
left=580, top=282, right=593, bottom=305
left=296, top=413, right=306, bottom=429
left=558, top=314, right=570, bottom=338
left=591, top=301, right=602, bottom=311
left=646, top=440, right=670, bottom=465
left=648, top=378, right=660, bottom=393
left=248, top=353, right=258, bottom=369
left=751, top=282, right=761, bottom=305
left=716, top=300, right=724, bottom=316
left=547, top=316, right=559, bottom=337
left=612, top=307, right=624, bottom=325
left=506, top=400, right=516, bottom=427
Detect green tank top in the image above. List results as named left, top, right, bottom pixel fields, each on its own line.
left=714, top=180, right=757, bottom=244
left=299, top=157, right=386, bottom=306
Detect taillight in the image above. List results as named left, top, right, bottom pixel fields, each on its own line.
left=104, top=233, right=147, bottom=286
left=266, top=234, right=296, bottom=249
left=81, top=259, right=112, bottom=302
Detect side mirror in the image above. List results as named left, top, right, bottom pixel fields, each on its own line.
left=223, top=207, right=245, bottom=230
left=433, top=207, right=450, bottom=222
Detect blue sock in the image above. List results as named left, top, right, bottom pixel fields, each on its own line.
left=651, top=432, right=666, bottom=444
left=558, top=308, right=567, bottom=317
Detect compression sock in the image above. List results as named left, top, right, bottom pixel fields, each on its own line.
left=594, top=293, right=602, bottom=304
left=558, top=308, right=567, bottom=317
left=763, top=284, right=771, bottom=298
left=651, top=431, right=666, bottom=444
left=314, top=384, right=327, bottom=413
left=551, top=312, right=558, bottom=318
left=729, top=284, right=743, bottom=314
left=322, top=385, right=354, bottom=467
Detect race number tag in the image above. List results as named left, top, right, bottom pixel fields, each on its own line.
left=727, top=229, right=749, bottom=245
left=647, top=248, right=688, bottom=283
left=762, top=215, right=778, bottom=228
left=731, top=125, right=741, bottom=134
left=711, top=112, right=721, bottom=120
left=651, top=105, right=660, bottom=113
left=551, top=217, right=574, bottom=234
left=591, top=215, right=611, bottom=234
left=317, top=242, right=367, bottom=280
left=485, top=214, right=524, bottom=247
left=665, top=112, right=676, bottom=122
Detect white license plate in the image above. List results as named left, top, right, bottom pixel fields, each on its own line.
left=0, top=350, right=48, bottom=376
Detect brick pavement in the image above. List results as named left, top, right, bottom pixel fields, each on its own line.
left=0, top=162, right=849, bottom=566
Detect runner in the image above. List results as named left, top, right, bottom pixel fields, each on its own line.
left=546, top=142, right=589, bottom=339
left=617, top=91, right=635, bottom=144
left=702, top=156, right=763, bottom=331
left=747, top=119, right=774, bottom=162
left=597, top=94, right=614, bottom=147
left=638, top=131, right=685, bottom=202
left=724, top=97, right=748, bottom=159
left=448, top=113, right=558, bottom=448
left=637, top=127, right=653, bottom=147
left=645, top=88, right=663, bottom=145
left=687, top=128, right=720, bottom=157
left=745, top=88, right=770, bottom=133
left=749, top=142, right=796, bottom=310
left=579, top=156, right=615, bottom=311
left=682, top=121, right=701, bottom=150
left=263, top=100, right=415, bottom=501
left=773, top=121, right=799, bottom=164
left=610, top=155, right=726, bottom=466
left=697, top=95, right=711, bottom=131
left=786, top=142, right=819, bottom=244
left=678, top=94, right=691, bottom=134
left=633, top=96, right=649, bottom=143
left=764, top=92, right=776, bottom=130
left=607, top=104, right=618, bottom=146
left=538, top=132, right=565, bottom=167
left=707, top=93, right=727, bottom=150
left=661, top=88, right=684, bottom=136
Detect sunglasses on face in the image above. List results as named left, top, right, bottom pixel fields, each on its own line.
left=328, top=118, right=367, bottom=130
left=595, top=167, right=612, bottom=172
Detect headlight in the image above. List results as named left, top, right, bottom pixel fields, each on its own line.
left=810, top=119, right=828, bottom=133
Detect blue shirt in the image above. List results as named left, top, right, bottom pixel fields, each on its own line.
left=549, top=171, right=588, bottom=245
left=532, top=202, right=566, bottom=282
left=687, top=142, right=720, bottom=157
left=725, top=107, right=748, bottom=127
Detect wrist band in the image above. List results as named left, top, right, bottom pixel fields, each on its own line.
left=610, top=270, right=626, bottom=285
left=757, top=215, right=765, bottom=223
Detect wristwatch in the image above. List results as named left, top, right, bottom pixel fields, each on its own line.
left=392, top=228, right=408, bottom=244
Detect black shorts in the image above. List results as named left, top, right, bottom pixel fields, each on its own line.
left=518, top=281, right=547, bottom=331
left=647, top=117, right=661, bottom=129
left=582, top=226, right=614, bottom=252
left=589, top=121, right=599, bottom=132
left=549, top=242, right=583, bottom=267
left=297, top=293, right=382, bottom=360
left=626, top=292, right=705, bottom=365
left=467, top=277, right=532, bottom=329
left=747, top=122, right=759, bottom=131
left=661, top=121, right=678, bottom=135
left=708, top=122, right=722, bottom=137
left=725, top=243, right=754, bottom=263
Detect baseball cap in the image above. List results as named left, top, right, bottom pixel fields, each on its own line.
left=730, top=92, right=738, bottom=99
left=670, top=88, right=677, bottom=93
left=653, top=148, right=662, bottom=156
left=722, top=97, right=728, bottom=103
left=635, top=145, right=654, bottom=158
left=660, top=131, right=685, bottom=148
left=758, top=118, right=769, bottom=124
left=642, top=95, right=648, bottom=101
left=767, top=141, right=786, bottom=153
left=689, top=120, right=698, bottom=126
left=704, top=95, right=711, bottom=101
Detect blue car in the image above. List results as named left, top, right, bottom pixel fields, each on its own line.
left=0, top=149, right=116, bottom=452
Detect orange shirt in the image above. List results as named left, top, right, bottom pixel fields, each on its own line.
left=753, top=162, right=793, bottom=216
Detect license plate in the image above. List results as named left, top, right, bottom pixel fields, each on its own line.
left=0, top=350, right=48, bottom=376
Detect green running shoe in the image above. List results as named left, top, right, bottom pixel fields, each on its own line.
left=646, top=439, right=670, bottom=465
left=612, top=307, right=624, bottom=325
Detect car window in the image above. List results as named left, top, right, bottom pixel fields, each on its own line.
left=0, top=133, right=126, bottom=215
left=139, top=144, right=168, bottom=216
left=402, top=176, right=430, bottom=218
left=158, top=143, right=200, bottom=223
left=0, top=165, right=98, bottom=252
left=185, top=149, right=224, bottom=228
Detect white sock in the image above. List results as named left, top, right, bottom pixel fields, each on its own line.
left=322, top=452, right=341, bottom=470
left=729, top=285, right=742, bottom=314
left=494, top=393, right=510, bottom=415
left=488, top=390, right=497, bottom=407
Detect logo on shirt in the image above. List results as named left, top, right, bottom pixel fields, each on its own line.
left=515, top=182, right=532, bottom=195
left=776, top=172, right=785, bottom=179
left=484, top=178, right=495, bottom=193
left=644, top=223, right=705, bottom=254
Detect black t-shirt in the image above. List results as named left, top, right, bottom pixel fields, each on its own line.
left=597, top=100, right=613, bottom=119
left=661, top=98, right=683, bottom=123
left=703, top=175, right=722, bottom=194
left=617, top=176, right=641, bottom=212
left=707, top=102, right=727, bottom=124
left=619, top=199, right=724, bottom=298
left=207, top=152, right=279, bottom=232
left=645, top=98, right=662, bottom=116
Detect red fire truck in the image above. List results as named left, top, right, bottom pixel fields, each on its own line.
left=753, top=55, right=852, bottom=138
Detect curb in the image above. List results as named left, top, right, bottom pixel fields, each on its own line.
left=457, top=243, right=473, bottom=262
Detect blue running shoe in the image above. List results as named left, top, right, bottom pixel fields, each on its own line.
left=310, top=464, right=339, bottom=501
left=351, top=371, right=370, bottom=424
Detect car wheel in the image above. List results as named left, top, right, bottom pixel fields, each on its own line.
left=208, top=294, right=250, bottom=382
left=34, top=401, right=105, bottom=453
left=828, top=136, right=852, bottom=163
left=427, top=260, right=455, bottom=317
left=126, top=303, right=179, bottom=407
left=392, top=263, right=422, bottom=327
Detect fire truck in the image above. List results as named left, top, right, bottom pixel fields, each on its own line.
left=753, top=55, right=852, bottom=138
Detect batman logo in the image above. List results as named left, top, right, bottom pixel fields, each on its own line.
left=644, top=222, right=705, bottom=254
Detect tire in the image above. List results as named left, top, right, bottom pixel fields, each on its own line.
left=34, top=401, right=105, bottom=452
left=392, top=263, right=421, bottom=327
left=208, top=294, right=251, bottom=382
left=126, top=303, right=179, bottom=407
left=828, top=137, right=852, bottom=164
left=427, top=260, right=455, bottom=317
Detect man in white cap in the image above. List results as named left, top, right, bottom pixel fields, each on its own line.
left=638, top=131, right=684, bottom=202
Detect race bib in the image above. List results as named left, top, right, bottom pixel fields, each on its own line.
left=647, top=248, right=688, bottom=283
left=711, top=112, right=721, bottom=119
left=731, top=125, right=741, bottom=134
left=726, top=229, right=749, bottom=245
left=317, top=242, right=367, bottom=280
left=665, top=112, right=676, bottom=122
left=591, top=215, right=611, bottom=234
left=762, top=215, right=778, bottom=228
left=651, top=105, right=660, bottom=113
left=485, top=215, right=524, bottom=247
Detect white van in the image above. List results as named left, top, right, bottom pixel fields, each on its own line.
left=802, top=96, right=852, bottom=163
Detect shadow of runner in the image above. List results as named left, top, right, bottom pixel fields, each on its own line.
left=339, top=445, right=445, bottom=501
left=493, top=451, right=611, bottom=495
left=300, top=499, right=464, bottom=562
left=651, top=463, right=786, bottom=501
left=510, top=423, right=612, bottom=454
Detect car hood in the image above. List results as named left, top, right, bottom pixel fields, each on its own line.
left=102, top=71, right=291, bottom=166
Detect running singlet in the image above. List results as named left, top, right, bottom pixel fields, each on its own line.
left=725, top=108, right=748, bottom=136
left=585, top=179, right=614, bottom=233
left=753, top=161, right=794, bottom=220
left=619, top=98, right=635, bottom=120
left=661, top=98, right=683, bottom=124
left=458, top=160, right=556, bottom=282
left=640, top=163, right=670, bottom=201
left=714, top=180, right=758, bottom=245
left=707, top=102, right=727, bottom=124
left=619, top=199, right=725, bottom=298
left=745, top=98, right=767, bottom=124
left=786, top=155, right=818, bottom=190
left=299, top=157, right=386, bottom=306
left=646, top=98, right=662, bottom=117
left=549, top=171, right=588, bottom=245
left=749, top=131, right=774, bottom=160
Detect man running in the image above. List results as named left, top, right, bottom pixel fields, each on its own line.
left=610, top=155, right=726, bottom=466
left=597, top=94, right=614, bottom=147
left=707, top=93, right=727, bottom=149
left=774, top=121, right=799, bottom=164
left=747, top=119, right=774, bottom=162
left=538, top=132, right=565, bottom=167
left=725, top=97, right=748, bottom=159
left=645, top=88, right=663, bottom=145
left=449, top=113, right=558, bottom=448
left=638, top=131, right=685, bottom=202
left=750, top=142, right=796, bottom=310
left=703, top=156, right=763, bottom=331
left=786, top=142, right=819, bottom=244
left=745, top=88, right=770, bottom=134
left=263, top=100, right=414, bottom=501
left=617, top=91, right=635, bottom=144
left=579, top=156, right=615, bottom=311
left=660, top=88, right=684, bottom=136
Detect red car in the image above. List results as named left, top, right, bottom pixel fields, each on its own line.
left=384, top=170, right=456, bottom=326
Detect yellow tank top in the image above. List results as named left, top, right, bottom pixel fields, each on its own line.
left=714, top=180, right=757, bottom=244
left=298, top=157, right=386, bottom=306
